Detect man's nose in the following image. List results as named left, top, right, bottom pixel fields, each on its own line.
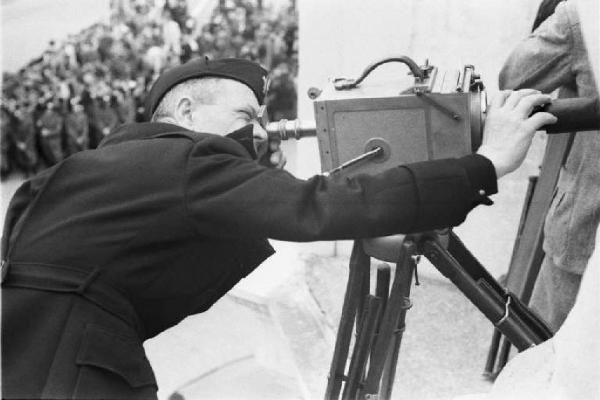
left=252, top=121, right=268, bottom=142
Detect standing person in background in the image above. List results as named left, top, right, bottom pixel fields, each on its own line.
left=1, top=105, right=14, bottom=178
left=12, top=105, right=40, bottom=176
left=65, top=98, right=90, bottom=155
left=90, top=95, right=120, bottom=146
left=37, top=100, right=65, bottom=166
left=162, top=8, right=182, bottom=58
left=114, top=88, right=137, bottom=124
left=499, top=0, right=599, bottom=331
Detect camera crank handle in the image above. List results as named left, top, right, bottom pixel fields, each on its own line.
left=324, top=147, right=384, bottom=177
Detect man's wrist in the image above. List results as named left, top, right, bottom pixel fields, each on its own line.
left=476, top=146, right=509, bottom=178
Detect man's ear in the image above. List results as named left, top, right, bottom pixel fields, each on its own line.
left=174, top=97, right=194, bottom=127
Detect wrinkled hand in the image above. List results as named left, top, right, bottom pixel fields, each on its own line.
left=477, top=89, right=557, bottom=178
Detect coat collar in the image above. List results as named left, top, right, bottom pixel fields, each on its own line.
left=98, top=122, right=258, bottom=160
left=98, top=122, right=198, bottom=148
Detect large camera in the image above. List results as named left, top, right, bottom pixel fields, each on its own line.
left=267, top=56, right=600, bottom=177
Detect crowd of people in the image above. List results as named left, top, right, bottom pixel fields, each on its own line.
left=0, top=0, right=298, bottom=179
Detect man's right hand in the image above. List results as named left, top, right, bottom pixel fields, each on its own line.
left=477, top=89, right=557, bottom=178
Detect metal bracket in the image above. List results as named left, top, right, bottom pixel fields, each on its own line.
left=414, top=89, right=461, bottom=121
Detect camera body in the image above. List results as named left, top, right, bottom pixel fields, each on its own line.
left=312, top=59, right=485, bottom=177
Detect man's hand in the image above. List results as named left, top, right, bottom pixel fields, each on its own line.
left=477, top=89, right=557, bottom=178
left=266, top=139, right=287, bottom=169
left=254, top=130, right=287, bottom=169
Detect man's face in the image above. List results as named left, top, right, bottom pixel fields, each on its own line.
left=186, top=79, right=269, bottom=157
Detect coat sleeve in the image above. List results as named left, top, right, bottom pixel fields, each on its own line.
left=183, top=138, right=497, bottom=242
left=499, top=2, right=575, bottom=92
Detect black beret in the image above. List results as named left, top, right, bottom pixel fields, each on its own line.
left=145, top=57, right=269, bottom=120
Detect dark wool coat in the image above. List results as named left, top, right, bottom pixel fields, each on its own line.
left=1, top=122, right=496, bottom=399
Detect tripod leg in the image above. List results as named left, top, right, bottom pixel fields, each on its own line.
left=356, top=259, right=372, bottom=337
left=378, top=261, right=414, bottom=400
left=325, top=241, right=371, bottom=400
left=427, top=234, right=548, bottom=350
left=370, top=264, right=391, bottom=356
left=342, top=295, right=382, bottom=400
left=497, top=337, right=512, bottom=372
left=485, top=176, right=537, bottom=376
left=379, top=309, right=406, bottom=400
left=373, top=265, right=393, bottom=399
left=483, top=329, right=502, bottom=379
left=487, top=134, right=572, bottom=374
left=362, top=240, right=416, bottom=398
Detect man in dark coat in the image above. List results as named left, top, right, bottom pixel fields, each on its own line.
left=1, top=105, right=14, bottom=178
left=1, top=58, right=556, bottom=399
left=64, top=98, right=90, bottom=155
left=37, top=100, right=65, bottom=166
left=11, top=105, right=40, bottom=176
left=89, top=95, right=120, bottom=147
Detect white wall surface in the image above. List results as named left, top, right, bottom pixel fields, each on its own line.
left=296, top=0, right=540, bottom=175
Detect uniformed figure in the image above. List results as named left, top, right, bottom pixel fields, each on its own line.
left=1, top=58, right=556, bottom=399
left=64, top=99, right=90, bottom=155
left=1, top=105, right=14, bottom=178
left=37, top=100, right=65, bottom=166
left=90, top=95, right=120, bottom=147
left=115, top=89, right=137, bottom=124
left=12, top=105, right=40, bottom=176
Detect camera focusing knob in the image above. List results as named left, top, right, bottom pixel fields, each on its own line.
left=364, top=138, right=391, bottom=163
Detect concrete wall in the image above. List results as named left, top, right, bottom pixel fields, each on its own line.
left=293, top=0, right=545, bottom=275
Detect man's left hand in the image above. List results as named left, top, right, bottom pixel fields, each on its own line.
left=266, top=139, right=286, bottom=169
left=257, top=138, right=286, bottom=169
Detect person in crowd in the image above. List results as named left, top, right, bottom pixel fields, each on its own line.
left=65, top=98, right=91, bottom=155
left=1, top=105, right=14, bottom=178
left=266, top=63, right=297, bottom=120
left=12, top=104, right=40, bottom=176
left=499, top=0, right=599, bottom=331
left=37, top=99, right=65, bottom=166
left=1, top=56, right=556, bottom=399
left=1, top=0, right=299, bottom=179
left=115, top=87, right=137, bottom=124
left=179, top=33, right=199, bottom=63
left=162, top=8, right=182, bottom=57
left=165, top=0, right=189, bottom=31
left=90, top=95, right=121, bottom=145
